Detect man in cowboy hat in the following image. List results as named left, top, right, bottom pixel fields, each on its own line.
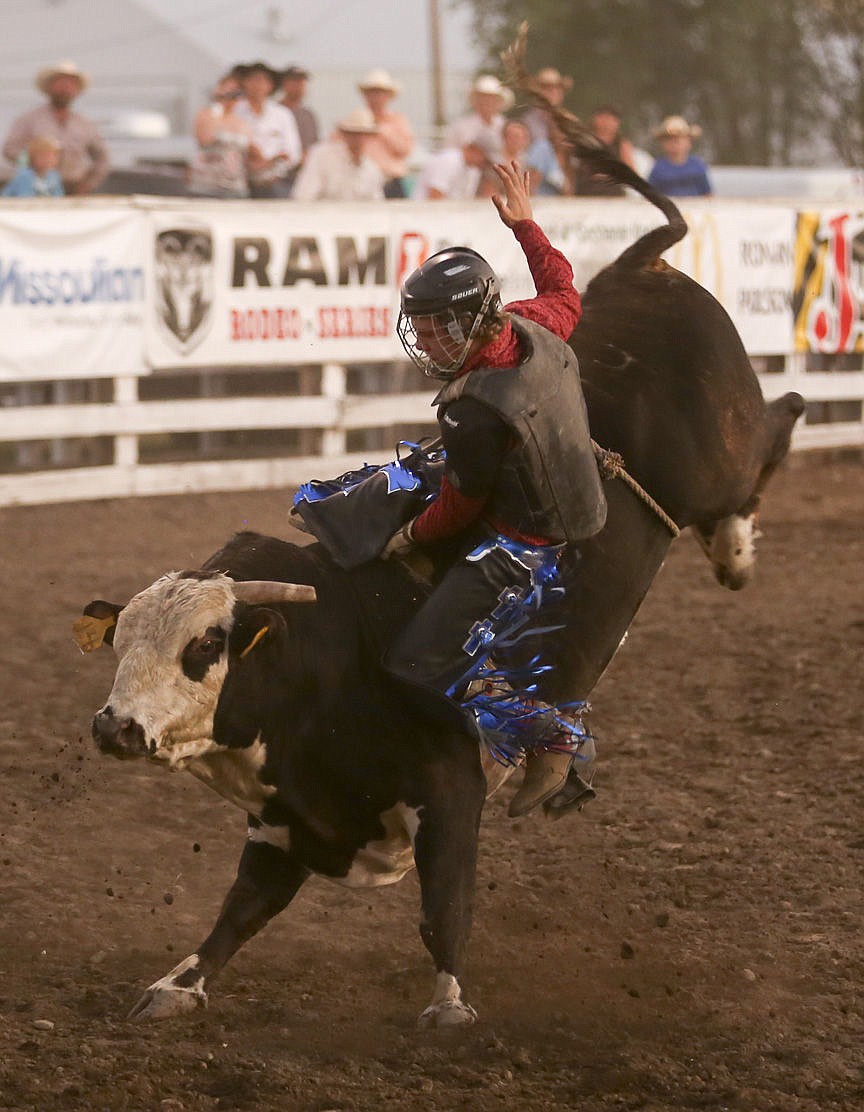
left=445, top=74, right=514, bottom=162
left=647, top=114, right=713, bottom=197
left=357, top=69, right=414, bottom=198
left=292, top=108, right=384, bottom=202
left=3, top=61, right=109, bottom=195
left=234, top=61, right=302, bottom=197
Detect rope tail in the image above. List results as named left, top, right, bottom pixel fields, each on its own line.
left=500, top=23, right=688, bottom=268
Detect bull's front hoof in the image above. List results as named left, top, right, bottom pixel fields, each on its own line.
left=417, top=999, right=478, bottom=1029
left=127, top=981, right=207, bottom=1022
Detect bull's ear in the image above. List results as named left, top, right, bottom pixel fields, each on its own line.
left=229, top=606, right=286, bottom=660
left=73, top=600, right=124, bottom=653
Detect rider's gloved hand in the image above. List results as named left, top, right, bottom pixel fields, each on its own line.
left=381, top=519, right=416, bottom=559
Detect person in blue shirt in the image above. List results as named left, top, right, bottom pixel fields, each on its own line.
left=3, top=135, right=65, bottom=197
left=647, top=115, right=712, bottom=198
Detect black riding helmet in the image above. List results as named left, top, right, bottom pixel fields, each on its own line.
left=397, top=247, right=502, bottom=379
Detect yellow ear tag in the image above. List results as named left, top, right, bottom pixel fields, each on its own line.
left=72, top=614, right=116, bottom=653
left=239, top=625, right=270, bottom=659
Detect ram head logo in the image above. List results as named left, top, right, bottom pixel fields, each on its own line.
left=154, top=226, right=214, bottom=355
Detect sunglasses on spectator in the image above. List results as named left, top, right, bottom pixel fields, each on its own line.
left=216, top=91, right=243, bottom=101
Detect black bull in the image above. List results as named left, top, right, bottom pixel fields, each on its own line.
left=81, top=162, right=804, bottom=1027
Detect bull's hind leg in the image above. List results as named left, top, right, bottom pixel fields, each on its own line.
left=129, top=836, right=309, bottom=1021
left=411, top=745, right=485, bottom=1029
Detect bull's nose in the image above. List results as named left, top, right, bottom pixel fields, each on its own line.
left=92, top=706, right=148, bottom=759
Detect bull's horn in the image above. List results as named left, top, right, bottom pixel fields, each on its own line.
left=231, top=580, right=317, bottom=604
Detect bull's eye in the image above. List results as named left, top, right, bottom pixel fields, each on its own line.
left=181, top=626, right=227, bottom=682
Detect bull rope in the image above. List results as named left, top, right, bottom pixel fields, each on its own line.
left=591, top=441, right=681, bottom=538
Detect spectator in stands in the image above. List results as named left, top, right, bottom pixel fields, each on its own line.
left=573, top=104, right=637, bottom=197
left=647, top=115, right=713, bottom=197
left=292, top=108, right=384, bottom=201
left=521, top=66, right=572, bottom=144
left=478, top=119, right=532, bottom=197
left=445, top=74, right=513, bottom=161
left=234, top=61, right=302, bottom=197
left=357, top=69, right=414, bottom=199
left=3, top=60, right=108, bottom=195
left=279, top=65, right=319, bottom=159
left=188, top=74, right=252, bottom=198
left=2, top=135, right=64, bottom=197
left=412, top=136, right=496, bottom=201
left=526, top=117, right=573, bottom=196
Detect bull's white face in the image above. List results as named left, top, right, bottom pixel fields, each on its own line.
left=97, top=573, right=236, bottom=766
left=693, top=511, right=760, bottom=591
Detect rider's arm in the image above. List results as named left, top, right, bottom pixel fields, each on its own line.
left=505, top=219, right=582, bottom=341
left=489, top=162, right=582, bottom=342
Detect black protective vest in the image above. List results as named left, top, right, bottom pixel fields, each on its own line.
left=434, top=316, right=607, bottom=543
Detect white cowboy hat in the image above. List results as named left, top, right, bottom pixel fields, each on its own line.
left=36, top=60, right=90, bottom=94
left=337, top=107, right=378, bottom=134
left=358, top=69, right=400, bottom=95
left=653, top=114, right=702, bottom=139
left=471, top=74, right=515, bottom=112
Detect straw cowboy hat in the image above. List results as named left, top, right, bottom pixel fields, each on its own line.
left=337, top=107, right=378, bottom=134
left=535, top=66, right=574, bottom=92
left=653, top=114, right=702, bottom=139
left=36, top=60, right=90, bottom=94
left=471, top=74, right=515, bottom=112
left=358, top=69, right=400, bottom=95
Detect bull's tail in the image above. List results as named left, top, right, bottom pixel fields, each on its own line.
left=501, top=24, right=687, bottom=270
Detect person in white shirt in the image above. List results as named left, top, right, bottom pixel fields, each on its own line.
left=444, top=75, right=513, bottom=163
left=357, top=69, right=415, bottom=198
left=292, top=108, right=384, bottom=201
left=412, top=137, right=494, bottom=201
left=234, top=61, right=302, bottom=197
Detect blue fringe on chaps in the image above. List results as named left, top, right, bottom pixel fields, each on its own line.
left=383, top=532, right=594, bottom=770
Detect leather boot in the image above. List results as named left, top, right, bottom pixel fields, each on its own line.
left=508, top=749, right=573, bottom=817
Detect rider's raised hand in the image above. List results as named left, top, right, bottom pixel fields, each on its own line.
left=490, top=161, right=533, bottom=227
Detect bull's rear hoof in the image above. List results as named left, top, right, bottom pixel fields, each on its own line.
left=417, top=1000, right=478, bottom=1029
left=127, top=983, right=207, bottom=1022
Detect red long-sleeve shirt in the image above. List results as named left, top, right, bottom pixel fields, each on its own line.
left=411, top=219, right=582, bottom=546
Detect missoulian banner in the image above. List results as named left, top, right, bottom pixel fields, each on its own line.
left=0, top=205, right=146, bottom=380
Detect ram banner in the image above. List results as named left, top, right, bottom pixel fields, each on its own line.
left=143, top=198, right=797, bottom=369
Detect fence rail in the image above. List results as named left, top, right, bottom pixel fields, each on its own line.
left=1, top=356, right=860, bottom=508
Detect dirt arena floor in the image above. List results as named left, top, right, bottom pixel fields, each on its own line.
left=0, top=449, right=862, bottom=1112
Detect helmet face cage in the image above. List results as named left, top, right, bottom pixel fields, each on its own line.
left=397, top=283, right=498, bottom=380
left=397, top=247, right=501, bottom=380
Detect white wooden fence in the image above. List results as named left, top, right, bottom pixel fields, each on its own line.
left=0, top=352, right=860, bottom=508
left=1, top=192, right=862, bottom=508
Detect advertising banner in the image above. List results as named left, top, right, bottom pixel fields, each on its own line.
left=0, top=196, right=819, bottom=378
left=143, top=197, right=798, bottom=368
left=145, top=202, right=398, bottom=368
left=0, top=205, right=147, bottom=380
left=793, top=209, right=864, bottom=353
left=666, top=203, right=797, bottom=354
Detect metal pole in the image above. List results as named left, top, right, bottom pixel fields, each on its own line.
left=429, top=0, right=445, bottom=134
